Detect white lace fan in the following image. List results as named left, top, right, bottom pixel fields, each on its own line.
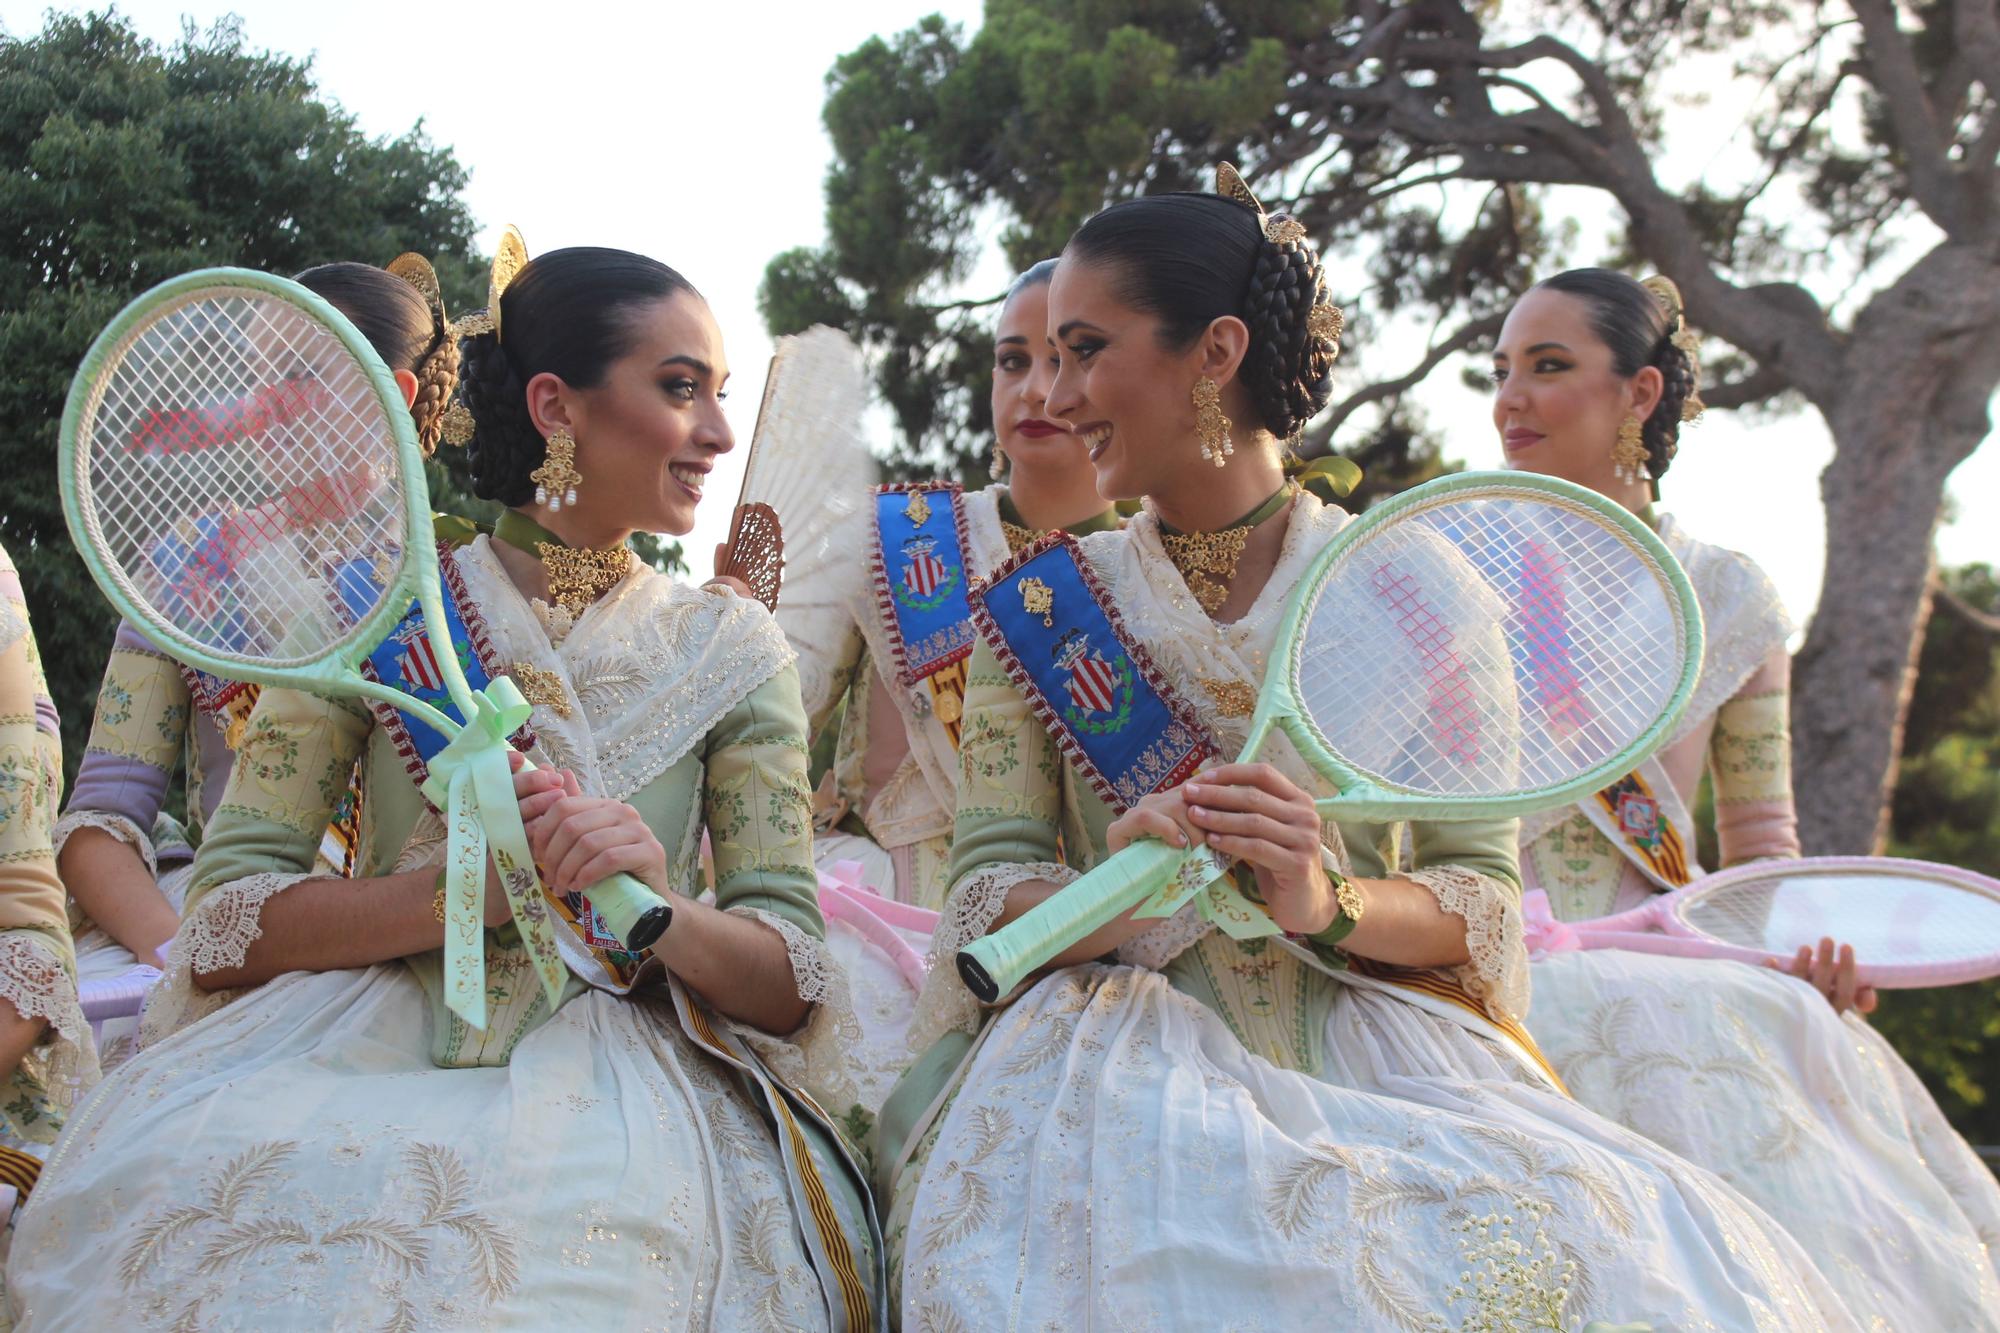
left=719, top=325, right=875, bottom=611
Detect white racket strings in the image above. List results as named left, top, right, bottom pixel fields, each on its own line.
left=75, top=290, right=407, bottom=669
left=1295, top=491, right=1685, bottom=799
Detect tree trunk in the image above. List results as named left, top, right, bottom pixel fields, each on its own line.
left=1790, top=249, right=2000, bottom=854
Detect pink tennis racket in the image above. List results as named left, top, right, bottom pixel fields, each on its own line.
left=1550, top=856, right=2000, bottom=988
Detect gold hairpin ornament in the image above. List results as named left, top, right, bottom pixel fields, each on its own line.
left=452, top=224, right=531, bottom=342
left=1641, top=274, right=1706, bottom=423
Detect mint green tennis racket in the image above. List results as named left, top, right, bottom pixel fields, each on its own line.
left=59, top=268, right=672, bottom=1029
left=958, top=471, right=1704, bottom=1002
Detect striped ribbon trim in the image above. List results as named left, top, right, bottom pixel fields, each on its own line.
left=925, top=658, right=969, bottom=749
left=680, top=1002, right=872, bottom=1329
left=0, top=1144, right=41, bottom=1196
left=1349, top=957, right=1570, bottom=1094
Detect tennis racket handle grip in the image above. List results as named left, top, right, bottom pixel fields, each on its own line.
left=588, top=872, right=675, bottom=952
left=507, top=754, right=673, bottom=951
left=956, top=839, right=1187, bottom=1004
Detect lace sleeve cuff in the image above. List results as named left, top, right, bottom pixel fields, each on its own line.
left=0, top=930, right=93, bottom=1107
left=909, top=860, right=1075, bottom=1052
left=52, top=808, right=158, bottom=879
left=138, top=870, right=313, bottom=1047
left=1395, top=864, right=1530, bottom=1022
left=723, top=904, right=867, bottom=1118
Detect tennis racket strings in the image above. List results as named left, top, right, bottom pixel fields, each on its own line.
left=1296, top=490, right=1688, bottom=802
left=71, top=285, right=409, bottom=669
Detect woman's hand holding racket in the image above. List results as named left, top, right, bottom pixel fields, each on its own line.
left=956, top=473, right=1708, bottom=1003
left=1769, top=938, right=1879, bottom=1015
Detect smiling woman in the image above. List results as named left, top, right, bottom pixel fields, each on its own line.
left=10, top=243, right=883, bottom=1327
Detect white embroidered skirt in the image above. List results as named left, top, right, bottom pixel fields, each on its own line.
left=1531, top=947, right=2000, bottom=1327
left=892, top=964, right=1855, bottom=1331
left=9, top=965, right=831, bottom=1330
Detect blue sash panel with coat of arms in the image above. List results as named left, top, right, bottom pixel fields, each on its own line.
left=330, top=540, right=531, bottom=800
left=870, top=483, right=976, bottom=686
left=971, top=533, right=1216, bottom=815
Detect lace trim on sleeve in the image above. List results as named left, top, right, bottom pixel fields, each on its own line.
left=723, top=904, right=866, bottom=1118
left=137, top=871, right=313, bottom=1046
left=51, top=808, right=158, bottom=879
left=1395, top=864, right=1530, bottom=1022
left=908, top=860, right=1074, bottom=1053
left=1115, top=900, right=1216, bottom=971
left=0, top=931, right=95, bottom=1107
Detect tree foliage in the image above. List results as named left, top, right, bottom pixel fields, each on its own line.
left=772, top=0, right=2000, bottom=854
left=0, top=11, right=485, bottom=783
left=1873, top=564, right=2000, bottom=1146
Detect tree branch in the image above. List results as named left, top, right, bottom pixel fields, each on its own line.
left=1934, top=582, right=2000, bottom=636
left=1702, top=362, right=1790, bottom=410
left=1316, top=312, right=1505, bottom=442
left=1282, top=8, right=1846, bottom=396
left=1847, top=0, right=1969, bottom=235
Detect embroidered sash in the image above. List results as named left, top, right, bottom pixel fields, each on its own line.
left=870, top=484, right=976, bottom=744
left=1589, top=767, right=1693, bottom=889
left=349, top=542, right=532, bottom=791
left=973, top=534, right=1217, bottom=814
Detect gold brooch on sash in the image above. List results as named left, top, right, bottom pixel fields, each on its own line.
left=904, top=490, right=932, bottom=527
left=1019, top=576, right=1054, bottom=627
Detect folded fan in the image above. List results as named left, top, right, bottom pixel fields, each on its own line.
left=958, top=471, right=1706, bottom=1002
left=717, top=325, right=875, bottom=611
left=60, top=268, right=673, bottom=1030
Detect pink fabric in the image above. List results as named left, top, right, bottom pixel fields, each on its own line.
left=1521, top=889, right=1583, bottom=956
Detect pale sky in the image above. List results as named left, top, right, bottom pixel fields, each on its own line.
left=9, top=0, right=1993, bottom=627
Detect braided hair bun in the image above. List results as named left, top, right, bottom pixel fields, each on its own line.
left=1239, top=213, right=1340, bottom=440
left=294, top=260, right=458, bottom=450
left=1535, top=268, right=1703, bottom=485
left=456, top=327, right=543, bottom=506
left=450, top=247, right=698, bottom=506
left=1065, top=189, right=1341, bottom=441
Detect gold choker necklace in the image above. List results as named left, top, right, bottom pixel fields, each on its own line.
left=1158, top=484, right=1296, bottom=616
left=494, top=511, right=630, bottom=617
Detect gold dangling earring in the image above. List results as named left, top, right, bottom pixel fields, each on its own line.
left=1192, top=377, right=1233, bottom=469
left=990, top=445, right=1008, bottom=481
left=1611, top=415, right=1649, bottom=484
left=532, top=427, right=582, bottom=511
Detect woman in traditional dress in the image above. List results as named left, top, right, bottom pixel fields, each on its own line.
left=778, top=262, right=1122, bottom=1137
left=8, top=245, right=880, bottom=1330
left=0, top=544, right=85, bottom=1177
left=1494, top=267, right=2000, bottom=1324
left=782, top=259, right=1120, bottom=911
left=48, top=259, right=442, bottom=1071
left=877, top=178, right=1855, bottom=1330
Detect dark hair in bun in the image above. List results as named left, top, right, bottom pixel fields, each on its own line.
left=1063, top=193, right=1338, bottom=439
left=1533, top=267, right=1700, bottom=483
left=456, top=248, right=696, bottom=505
left=294, top=262, right=460, bottom=451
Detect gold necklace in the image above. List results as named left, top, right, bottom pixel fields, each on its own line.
left=1000, top=519, right=1039, bottom=554
left=494, top=511, right=630, bottom=617
left=1159, top=484, right=1296, bottom=616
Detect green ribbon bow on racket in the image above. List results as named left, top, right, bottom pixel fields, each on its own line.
left=420, top=677, right=568, bottom=1031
